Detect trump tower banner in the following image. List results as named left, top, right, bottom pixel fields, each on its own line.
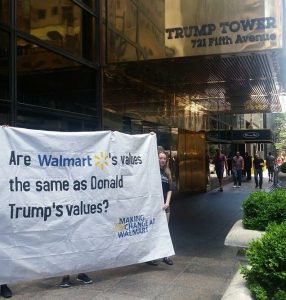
left=0, top=127, right=174, bottom=284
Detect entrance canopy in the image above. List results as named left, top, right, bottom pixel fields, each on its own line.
left=206, top=129, right=274, bottom=143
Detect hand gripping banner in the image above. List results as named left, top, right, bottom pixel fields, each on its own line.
left=0, top=127, right=174, bottom=284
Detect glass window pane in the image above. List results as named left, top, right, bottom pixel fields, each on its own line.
left=80, top=0, right=97, bottom=12
left=0, top=101, right=11, bottom=124
left=17, top=0, right=97, bottom=62
left=0, top=0, right=9, bottom=25
left=17, top=109, right=98, bottom=131
left=17, top=38, right=98, bottom=115
left=0, top=30, right=9, bottom=101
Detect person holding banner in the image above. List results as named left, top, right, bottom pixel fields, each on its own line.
left=146, top=150, right=174, bottom=266
left=159, top=151, right=174, bottom=265
left=0, top=284, right=12, bottom=298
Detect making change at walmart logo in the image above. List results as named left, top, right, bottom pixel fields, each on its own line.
left=0, top=127, right=174, bottom=285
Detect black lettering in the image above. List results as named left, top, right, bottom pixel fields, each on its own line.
left=266, top=17, right=276, bottom=29
left=229, top=21, right=240, bottom=32
left=220, top=22, right=229, bottom=33
left=9, top=151, right=31, bottom=166
left=97, top=203, right=103, bottom=213
left=165, top=28, right=175, bottom=39
left=174, top=27, right=184, bottom=38
left=55, top=205, right=63, bottom=217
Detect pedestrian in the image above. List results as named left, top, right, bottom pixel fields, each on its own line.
left=253, top=153, right=264, bottom=189
left=0, top=284, right=12, bottom=298
left=232, top=151, right=244, bottom=188
left=146, top=150, right=173, bottom=266
left=244, top=152, right=252, bottom=181
left=266, top=152, right=275, bottom=182
left=213, top=149, right=227, bottom=192
left=205, top=150, right=210, bottom=186
left=226, top=153, right=232, bottom=176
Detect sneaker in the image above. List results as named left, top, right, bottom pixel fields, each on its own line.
left=233, top=185, right=237, bottom=188
left=60, top=276, right=72, bottom=288
left=237, top=186, right=241, bottom=188
left=77, top=273, right=93, bottom=284
left=0, top=285, right=12, bottom=298
left=163, top=257, right=173, bottom=265
left=145, top=260, right=158, bottom=266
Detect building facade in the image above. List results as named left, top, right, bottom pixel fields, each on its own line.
left=1, top=0, right=285, bottom=191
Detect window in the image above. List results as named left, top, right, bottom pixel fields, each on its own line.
left=17, top=0, right=97, bottom=62
left=37, top=9, right=46, bottom=19
left=17, top=39, right=98, bottom=115
left=0, top=30, right=9, bottom=101
left=0, top=0, right=9, bottom=25
left=51, top=7, right=58, bottom=16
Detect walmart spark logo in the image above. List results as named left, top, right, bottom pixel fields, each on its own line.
left=94, top=152, right=109, bottom=170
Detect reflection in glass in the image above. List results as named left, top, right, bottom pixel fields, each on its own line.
left=0, top=102, right=11, bottom=124
left=0, top=30, right=9, bottom=100
left=0, top=0, right=9, bottom=25
left=80, top=0, right=97, bottom=12
left=107, top=0, right=165, bottom=62
left=17, top=0, right=97, bottom=62
left=17, top=109, right=98, bottom=131
left=17, top=38, right=98, bottom=116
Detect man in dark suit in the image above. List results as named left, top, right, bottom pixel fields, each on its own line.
left=244, top=152, right=252, bottom=181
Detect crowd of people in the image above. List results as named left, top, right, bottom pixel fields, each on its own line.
left=211, top=149, right=277, bottom=192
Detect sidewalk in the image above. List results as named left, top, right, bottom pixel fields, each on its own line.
left=7, top=178, right=273, bottom=300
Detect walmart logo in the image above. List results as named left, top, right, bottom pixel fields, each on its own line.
left=94, top=152, right=109, bottom=170
left=37, top=152, right=109, bottom=169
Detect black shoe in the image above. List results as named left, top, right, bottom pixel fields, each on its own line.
left=163, top=257, right=173, bottom=265
left=77, top=273, right=93, bottom=284
left=255, top=185, right=258, bottom=188
left=1, top=285, right=12, bottom=298
left=146, top=260, right=158, bottom=266
left=60, top=276, right=72, bottom=288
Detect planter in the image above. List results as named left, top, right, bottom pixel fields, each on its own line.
left=222, top=269, right=253, bottom=300
left=278, top=171, right=286, bottom=188
left=224, top=220, right=264, bottom=249
left=223, top=221, right=264, bottom=299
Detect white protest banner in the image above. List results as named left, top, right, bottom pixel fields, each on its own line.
left=0, top=127, right=174, bottom=284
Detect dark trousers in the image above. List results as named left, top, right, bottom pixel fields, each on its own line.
left=254, top=169, right=263, bottom=188
left=245, top=168, right=251, bottom=180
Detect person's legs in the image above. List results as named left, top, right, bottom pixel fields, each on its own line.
left=258, top=169, right=263, bottom=188
left=246, top=168, right=251, bottom=180
left=162, top=210, right=173, bottom=265
left=0, top=285, right=12, bottom=298
left=254, top=169, right=258, bottom=187
left=216, top=171, right=223, bottom=191
left=237, top=170, right=242, bottom=186
left=233, top=170, right=237, bottom=187
left=269, top=167, right=274, bottom=181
